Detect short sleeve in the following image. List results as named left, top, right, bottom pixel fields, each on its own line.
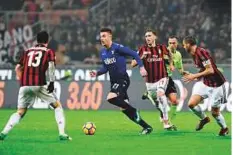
left=48, top=49, right=55, bottom=62
left=198, top=49, right=211, bottom=66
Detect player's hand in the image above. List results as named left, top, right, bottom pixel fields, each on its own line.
left=140, top=66, right=148, bottom=77
left=170, top=65, right=175, bottom=72
left=182, top=71, right=190, bottom=75
left=182, top=74, right=196, bottom=83
left=47, top=82, right=54, bottom=93
left=89, top=71, right=97, bottom=77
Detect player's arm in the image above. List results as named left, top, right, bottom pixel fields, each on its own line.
left=96, top=64, right=108, bottom=76
left=90, top=54, right=108, bottom=77
left=118, top=45, right=143, bottom=67
left=47, top=50, right=56, bottom=93
left=118, top=45, right=147, bottom=77
left=15, top=50, right=25, bottom=80
left=183, top=51, right=214, bottom=82
left=90, top=64, right=108, bottom=77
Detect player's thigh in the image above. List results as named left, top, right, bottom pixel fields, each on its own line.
left=108, top=80, right=129, bottom=100
left=210, top=83, right=227, bottom=109
left=37, top=86, right=57, bottom=104
left=17, top=86, right=37, bottom=109
left=188, top=95, right=203, bottom=108
left=156, top=77, right=169, bottom=96
left=165, top=78, right=178, bottom=103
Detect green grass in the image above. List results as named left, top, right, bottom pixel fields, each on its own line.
left=0, top=110, right=231, bottom=155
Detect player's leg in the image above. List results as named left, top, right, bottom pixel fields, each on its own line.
left=156, top=78, right=176, bottom=130
left=188, top=82, right=210, bottom=131
left=211, top=107, right=228, bottom=136
left=107, top=80, right=152, bottom=134
left=0, top=86, right=34, bottom=140
left=142, top=90, right=163, bottom=120
left=166, top=78, right=178, bottom=120
left=38, top=86, right=71, bottom=140
left=167, top=93, right=178, bottom=120
left=210, top=85, right=228, bottom=136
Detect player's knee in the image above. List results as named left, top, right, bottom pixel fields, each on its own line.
left=17, top=108, right=27, bottom=117
left=169, top=94, right=178, bottom=105
left=107, top=92, right=118, bottom=101
left=157, top=90, right=165, bottom=97
left=211, top=108, right=220, bottom=117
left=50, top=101, right=61, bottom=109
left=188, top=102, right=195, bottom=109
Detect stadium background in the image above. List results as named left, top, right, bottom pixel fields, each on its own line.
left=0, top=0, right=231, bottom=155
left=0, top=0, right=231, bottom=111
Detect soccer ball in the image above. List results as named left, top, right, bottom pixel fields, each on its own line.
left=82, top=122, right=96, bottom=135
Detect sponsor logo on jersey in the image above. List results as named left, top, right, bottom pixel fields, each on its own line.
left=104, top=57, right=116, bottom=65
left=147, top=57, right=162, bottom=62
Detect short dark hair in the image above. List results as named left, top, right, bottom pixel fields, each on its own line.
left=37, top=31, right=49, bottom=44
left=168, top=35, right=179, bottom=40
left=145, top=28, right=156, bottom=36
left=100, top=27, right=112, bottom=34
left=183, top=36, right=197, bottom=46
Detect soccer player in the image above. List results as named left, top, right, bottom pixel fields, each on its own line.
left=140, top=36, right=187, bottom=120
left=131, top=29, right=176, bottom=130
left=89, top=28, right=153, bottom=135
left=182, top=36, right=228, bottom=136
left=0, top=31, right=71, bottom=141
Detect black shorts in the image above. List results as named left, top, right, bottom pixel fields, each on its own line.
left=165, top=77, right=177, bottom=97
left=110, top=78, right=130, bottom=100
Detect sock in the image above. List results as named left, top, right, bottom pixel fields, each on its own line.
left=122, top=107, right=150, bottom=129
left=2, top=113, right=21, bottom=134
left=158, top=95, right=169, bottom=121
left=170, top=104, right=177, bottom=119
left=213, top=113, right=227, bottom=129
left=55, top=107, right=65, bottom=135
left=147, top=91, right=163, bottom=118
left=190, top=105, right=206, bottom=120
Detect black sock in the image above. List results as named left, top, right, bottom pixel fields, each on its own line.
left=122, top=107, right=151, bottom=129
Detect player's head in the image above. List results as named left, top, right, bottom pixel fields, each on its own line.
left=100, top=28, right=112, bottom=48
left=168, top=35, right=179, bottom=50
left=145, top=29, right=157, bottom=46
left=37, top=31, right=49, bottom=45
left=183, top=36, right=197, bottom=53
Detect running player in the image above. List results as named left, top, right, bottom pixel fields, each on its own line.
left=90, top=28, right=153, bottom=135
left=131, top=29, right=176, bottom=130
left=0, top=31, right=71, bottom=141
left=141, top=36, right=187, bottom=120
left=182, top=36, right=228, bottom=136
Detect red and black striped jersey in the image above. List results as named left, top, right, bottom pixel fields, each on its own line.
left=138, top=44, right=169, bottom=83
left=18, top=44, right=55, bottom=86
left=193, top=47, right=225, bottom=87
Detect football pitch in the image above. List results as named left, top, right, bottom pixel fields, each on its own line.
left=0, top=110, right=231, bottom=155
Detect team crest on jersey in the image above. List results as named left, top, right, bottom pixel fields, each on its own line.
left=111, top=50, right=115, bottom=54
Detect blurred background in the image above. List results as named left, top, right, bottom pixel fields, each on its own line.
left=0, top=0, right=231, bottom=111
left=0, top=0, right=231, bottom=67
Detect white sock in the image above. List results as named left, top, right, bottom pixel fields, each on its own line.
left=158, top=95, right=169, bottom=121
left=55, top=107, right=65, bottom=135
left=2, top=113, right=21, bottom=134
left=214, top=113, right=227, bottom=129
left=190, top=105, right=206, bottom=119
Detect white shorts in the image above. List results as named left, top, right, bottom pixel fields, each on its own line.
left=192, top=81, right=227, bottom=108
left=17, top=85, right=57, bottom=109
left=145, top=77, right=169, bottom=94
